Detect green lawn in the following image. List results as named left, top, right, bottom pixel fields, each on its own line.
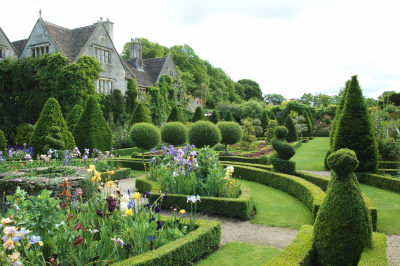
left=241, top=180, right=313, bottom=229
left=196, top=242, right=281, bottom=266
left=292, top=137, right=330, bottom=170
left=130, top=169, right=147, bottom=178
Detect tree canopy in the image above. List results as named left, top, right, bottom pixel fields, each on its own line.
left=263, top=93, right=286, bottom=105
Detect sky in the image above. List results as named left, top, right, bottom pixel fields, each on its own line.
left=1, top=0, right=400, bottom=100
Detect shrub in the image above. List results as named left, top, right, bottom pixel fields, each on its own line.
left=383, top=92, right=400, bottom=106
left=30, top=98, right=75, bottom=157
left=224, top=110, right=236, bottom=122
left=240, top=100, right=263, bottom=120
left=127, top=102, right=151, bottom=128
left=217, top=121, right=242, bottom=155
left=284, top=116, right=298, bottom=142
left=332, top=75, right=379, bottom=173
left=240, top=120, right=257, bottom=150
left=161, top=122, right=188, bottom=146
left=259, top=155, right=270, bottom=165
left=130, top=122, right=161, bottom=162
left=73, top=95, right=112, bottom=154
left=65, top=104, right=84, bottom=133
left=209, top=110, right=220, bottom=124
left=313, top=148, right=373, bottom=266
left=260, top=110, right=269, bottom=132
left=167, top=105, right=185, bottom=124
left=43, top=126, right=64, bottom=154
left=0, top=130, right=6, bottom=153
left=188, top=121, right=221, bottom=148
left=330, top=80, right=349, bottom=149
left=14, top=123, right=34, bottom=146
left=264, top=120, right=278, bottom=144
left=270, top=126, right=296, bottom=175
left=303, top=109, right=313, bottom=133
left=192, top=106, right=206, bottom=122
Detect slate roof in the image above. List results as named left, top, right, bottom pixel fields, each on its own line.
left=43, top=20, right=97, bottom=60
left=11, top=39, right=28, bottom=57
left=124, top=57, right=167, bottom=87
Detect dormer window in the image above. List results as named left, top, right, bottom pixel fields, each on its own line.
left=30, top=43, right=50, bottom=57
left=94, top=45, right=111, bottom=64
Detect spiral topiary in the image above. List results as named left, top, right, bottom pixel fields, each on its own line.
left=188, top=121, right=221, bottom=148
left=313, top=148, right=372, bottom=266
left=270, top=126, right=296, bottom=175
left=43, top=126, right=65, bottom=154
left=161, top=122, right=188, bottom=146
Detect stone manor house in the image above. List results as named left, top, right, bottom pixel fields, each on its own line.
left=0, top=15, right=177, bottom=96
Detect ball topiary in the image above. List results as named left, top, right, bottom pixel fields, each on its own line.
left=313, top=148, right=372, bottom=266
left=130, top=122, right=161, bottom=162
left=259, top=155, right=270, bottom=165
left=188, top=121, right=221, bottom=148
left=161, top=122, right=188, bottom=146
left=217, top=121, right=242, bottom=155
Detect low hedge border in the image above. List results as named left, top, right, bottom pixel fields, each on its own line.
left=356, top=173, right=400, bottom=194
left=219, top=156, right=261, bottom=164
left=263, top=225, right=314, bottom=266
left=136, top=176, right=253, bottom=219
left=295, top=171, right=377, bottom=231
left=263, top=226, right=388, bottom=266
left=111, top=218, right=221, bottom=266
left=301, top=133, right=330, bottom=137
left=112, top=147, right=140, bottom=157
left=222, top=161, right=273, bottom=170
left=100, top=168, right=131, bottom=181
left=109, top=158, right=149, bottom=171
left=229, top=165, right=325, bottom=220
left=378, top=169, right=398, bottom=175
left=378, top=161, right=400, bottom=169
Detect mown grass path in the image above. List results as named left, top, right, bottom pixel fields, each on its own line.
left=292, top=137, right=330, bottom=170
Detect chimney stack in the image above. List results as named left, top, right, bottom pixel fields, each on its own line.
left=130, top=38, right=143, bottom=71
left=103, top=18, right=114, bottom=42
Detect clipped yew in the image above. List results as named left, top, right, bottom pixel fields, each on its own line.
left=192, top=106, right=206, bottom=122
left=209, top=110, right=221, bottom=124
left=15, top=123, right=34, bottom=146
left=332, top=75, right=378, bottom=172
left=224, top=110, right=236, bottom=122
left=66, top=104, right=84, bottom=133
left=161, top=122, right=188, bottom=146
left=73, top=96, right=112, bottom=153
left=43, top=126, right=64, bottom=154
left=188, top=121, right=221, bottom=148
left=128, top=102, right=151, bottom=128
left=30, top=98, right=75, bottom=156
left=314, top=148, right=372, bottom=266
left=0, top=130, right=6, bottom=153
left=303, top=108, right=313, bottom=133
left=284, top=116, right=298, bottom=142
left=260, top=110, right=269, bottom=132
left=130, top=122, right=161, bottom=162
left=270, top=126, right=296, bottom=175
left=217, top=121, right=243, bottom=155
left=167, top=105, right=185, bottom=124
left=330, top=80, right=349, bottom=148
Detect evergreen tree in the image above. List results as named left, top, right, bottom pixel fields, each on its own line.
left=127, top=102, right=151, bottom=128
left=303, top=108, right=313, bottom=133
left=73, top=95, right=112, bottom=153
left=167, top=105, right=185, bottom=124
left=269, top=111, right=277, bottom=120
left=260, top=110, right=269, bottom=132
left=330, top=80, right=350, bottom=149
left=284, top=116, right=298, bottom=142
left=332, top=75, right=378, bottom=172
left=192, top=106, right=206, bottom=122
left=125, top=79, right=138, bottom=114
left=0, top=130, right=6, bottom=153
left=30, top=98, right=75, bottom=156
left=14, top=123, right=34, bottom=146
left=224, top=110, right=236, bottom=122
left=209, top=110, right=221, bottom=124
left=66, top=104, right=84, bottom=133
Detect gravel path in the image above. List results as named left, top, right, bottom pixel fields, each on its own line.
left=119, top=173, right=399, bottom=265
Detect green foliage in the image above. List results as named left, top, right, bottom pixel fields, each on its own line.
left=30, top=98, right=75, bottom=156
left=14, top=123, right=34, bottom=146
left=314, top=148, right=373, bottom=266
left=216, top=102, right=241, bottom=122
left=217, top=121, right=243, bottom=154
left=241, top=100, right=263, bottom=120
left=127, top=102, right=151, bottom=128
left=284, top=116, right=298, bottom=142
left=121, top=38, right=169, bottom=60
left=161, top=122, right=188, bottom=146
left=237, top=79, right=263, bottom=101
left=263, top=94, right=286, bottom=105
left=167, top=105, right=186, bottom=124
left=258, top=155, right=270, bottom=165
left=130, top=122, right=161, bottom=161
left=100, top=89, right=125, bottom=123
left=65, top=104, right=84, bottom=133
left=330, top=80, right=349, bottom=149
left=208, top=110, right=220, bottom=124
left=264, top=120, right=278, bottom=144
left=240, top=120, right=257, bottom=150
left=43, top=126, right=64, bottom=153
left=188, top=121, right=221, bottom=148
left=224, top=110, right=236, bottom=122
left=270, top=126, right=296, bottom=175
left=73, top=95, right=112, bottom=153
left=383, top=92, right=400, bottom=106
left=332, top=75, right=379, bottom=173
left=192, top=106, right=207, bottom=122
left=147, top=84, right=169, bottom=126
left=125, top=79, right=138, bottom=114
left=0, top=130, right=6, bottom=152
left=260, top=110, right=269, bottom=132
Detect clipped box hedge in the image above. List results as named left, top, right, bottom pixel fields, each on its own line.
left=111, top=147, right=139, bottom=157
left=100, top=167, right=130, bottom=181
left=221, top=161, right=273, bottom=170
left=356, top=173, right=400, bottom=194
left=219, top=156, right=262, bottom=164
left=109, top=158, right=149, bottom=171
left=136, top=176, right=253, bottom=220
left=111, top=218, right=221, bottom=266
left=378, top=161, right=400, bottom=169
left=263, top=225, right=388, bottom=266
left=301, top=133, right=330, bottom=137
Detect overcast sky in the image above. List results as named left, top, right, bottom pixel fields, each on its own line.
left=1, top=0, right=399, bottom=100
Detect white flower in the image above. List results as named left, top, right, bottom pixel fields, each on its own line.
left=120, top=202, right=128, bottom=212
left=187, top=195, right=201, bottom=203
left=120, top=195, right=130, bottom=203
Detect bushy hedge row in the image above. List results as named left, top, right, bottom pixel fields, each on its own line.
left=109, top=158, right=149, bottom=171
left=111, top=218, right=221, bottom=266
left=230, top=165, right=325, bottom=220
left=135, top=176, right=253, bottom=219
left=378, top=161, right=400, bottom=169
left=356, top=173, right=400, bottom=194
left=263, top=226, right=388, bottom=266
left=100, top=168, right=131, bottom=181
left=112, top=148, right=139, bottom=157
left=219, top=156, right=261, bottom=164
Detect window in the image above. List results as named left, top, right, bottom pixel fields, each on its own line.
left=96, top=78, right=115, bottom=94
left=168, top=68, right=175, bottom=77
left=30, top=44, right=50, bottom=57
left=0, top=47, right=5, bottom=60
left=94, top=46, right=111, bottom=64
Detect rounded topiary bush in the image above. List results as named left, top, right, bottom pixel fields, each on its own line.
left=259, top=155, right=270, bottom=165
left=188, top=121, right=221, bottom=148
left=130, top=123, right=161, bottom=162
left=217, top=121, right=242, bottom=155
left=274, top=126, right=288, bottom=139
left=161, top=122, right=188, bottom=146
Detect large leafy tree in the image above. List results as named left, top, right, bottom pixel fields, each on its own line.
left=121, top=38, right=169, bottom=60
left=263, top=93, right=286, bottom=105
left=237, top=79, right=262, bottom=101
left=298, top=93, right=316, bottom=106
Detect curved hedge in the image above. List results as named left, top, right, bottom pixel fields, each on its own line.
left=111, top=218, right=221, bottom=266
left=135, top=176, right=253, bottom=219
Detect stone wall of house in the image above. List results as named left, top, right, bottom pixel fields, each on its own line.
left=0, top=30, right=18, bottom=60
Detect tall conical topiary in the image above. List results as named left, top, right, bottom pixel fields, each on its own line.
left=66, top=104, right=84, bottom=133
left=192, top=106, right=206, bottom=122
left=30, top=98, right=75, bottom=156
left=260, top=110, right=269, bottom=132
left=284, top=116, right=297, bottom=142
left=73, top=95, right=112, bottom=153
left=224, top=110, right=236, bottom=122
left=303, top=108, right=313, bottom=133
left=167, top=105, right=185, bottom=124
left=330, top=80, right=350, bottom=149
left=332, top=75, right=378, bottom=172
left=313, top=149, right=372, bottom=265
left=209, top=110, right=220, bottom=124
left=127, top=102, right=151, bottom=128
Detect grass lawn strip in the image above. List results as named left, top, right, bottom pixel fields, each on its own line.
left=292, top=137, right=330, bottom=171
